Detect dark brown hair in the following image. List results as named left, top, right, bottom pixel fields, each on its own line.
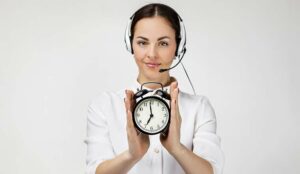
left=130, top=3, right=181, bottom=49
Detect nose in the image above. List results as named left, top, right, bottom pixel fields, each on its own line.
left=146, top=44, right=157, bottom=60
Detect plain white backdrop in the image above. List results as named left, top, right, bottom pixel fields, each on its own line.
left=0, top=0, right=299, bottom=173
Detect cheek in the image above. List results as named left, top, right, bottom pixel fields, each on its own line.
left=132, top=46, right=146, bottom=60
left=133, top=52, right=144, bottom=63
left=133, top=51, right=145, bottom=67
left=161, top=48, right=176, bottom=63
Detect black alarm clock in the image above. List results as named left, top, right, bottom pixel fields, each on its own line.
left=133, top=82, right=171, bottom=135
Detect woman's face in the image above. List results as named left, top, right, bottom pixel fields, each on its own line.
left=132, top=16, right=177, bottom=83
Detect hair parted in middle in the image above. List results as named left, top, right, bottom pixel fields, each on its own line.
left=129, top=3, right=182, bottom=54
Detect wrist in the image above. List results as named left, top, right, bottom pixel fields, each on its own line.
left=169, top=143, right=186, bottom=157
left=124, top=150, right=140, bottom=164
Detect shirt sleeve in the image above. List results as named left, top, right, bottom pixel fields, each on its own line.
left=84, top=94, right=115, bottom=174
left=192, top=96, right=224, bottom=174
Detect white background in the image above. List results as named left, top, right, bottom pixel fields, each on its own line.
left=0, top=0, right=299, bottom=173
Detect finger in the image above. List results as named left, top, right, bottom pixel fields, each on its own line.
left=125, top=90, right=141, bottom=137
left=126, top=109, right=136, bottom=133
left=171, top=80, right=178, bottom=88
left=127, top=90, right=134, bottom=98
left=170, top=94, right=177, bottom=123
left=124, top=90, right=130, bottom=111
left=127, top=105, right=142, bottom=136
left=171, top=88, right=180, bottom=124
left=125, top=90, right=134, bottom=128
left=175, top=88, right=181, bottom=118
left=171, top=87, right=179, bottom=110
left=126, top=90, right=135, bottom=111
left=175, top=88, right=181, bottom=123
left=170, top=82, right=178, bottom=120
left=140, top=132, right=149, bottom=141
left=125, top=90, right=135, bottom=111
left=127, top=90, right=135, bottom=110
left=170, top=81, right=178, bottom=97
left=174, top=88, right=179, bottom=108
left=171, top=82, right=178, bottom=103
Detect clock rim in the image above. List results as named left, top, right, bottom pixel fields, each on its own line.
left=132, top=96, right=170, bottom=135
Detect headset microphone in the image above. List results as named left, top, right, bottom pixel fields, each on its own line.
left=159, top=48, right=186, bottom=73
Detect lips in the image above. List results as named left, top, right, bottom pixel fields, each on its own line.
left=145, top=62, right=161, bottom=68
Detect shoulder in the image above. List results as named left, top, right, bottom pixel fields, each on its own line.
left=179, top=90, right=216, bottom=120
left=179, top=90, right=214, bottom=109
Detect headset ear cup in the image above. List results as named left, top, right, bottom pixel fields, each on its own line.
left=130, top=36, right=133, bottom=54
left=176, top=16, right=186, bottom=57
left=124, top=15, right=134, bottom=54
left=175, top=37, right=181, bottom=57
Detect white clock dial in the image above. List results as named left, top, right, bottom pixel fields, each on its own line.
left=133, top=97, right=170, bottom=134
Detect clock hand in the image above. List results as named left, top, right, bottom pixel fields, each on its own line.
left=150, top=101, right=153, bottom=115
left=146, top=116, right=152, bottom=126
left=146, top=102, right=154, bottom=126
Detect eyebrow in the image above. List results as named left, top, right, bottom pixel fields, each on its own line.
left=136, top=36, right=171, bottom=41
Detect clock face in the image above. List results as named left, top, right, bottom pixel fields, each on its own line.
left=133, top=96, right=170, bottom=135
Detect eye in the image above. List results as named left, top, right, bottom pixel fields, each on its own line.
left=159, top=41, right=169, bottom=47
left=137, top=41, right=148, bottom=46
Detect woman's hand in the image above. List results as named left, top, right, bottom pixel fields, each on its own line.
left=160, top=81, right=184, bottom=155
left=124, top=90, right=150, bottom=162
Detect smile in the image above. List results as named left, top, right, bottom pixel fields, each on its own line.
left=145, top=63, right=161, bottom=68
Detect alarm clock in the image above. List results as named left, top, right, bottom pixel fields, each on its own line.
left=133, top=82, right=171, bottom=135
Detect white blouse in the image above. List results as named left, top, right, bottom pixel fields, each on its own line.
left=85, top=81, right=224, bottom=174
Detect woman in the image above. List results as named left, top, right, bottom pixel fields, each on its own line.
left=85, top=3, right=224, bottom=174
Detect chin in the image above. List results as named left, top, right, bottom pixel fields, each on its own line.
left=139, top=66, right=168, bottom=82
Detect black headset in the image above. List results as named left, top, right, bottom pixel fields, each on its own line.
left=124, top=10, right=196, bottom=95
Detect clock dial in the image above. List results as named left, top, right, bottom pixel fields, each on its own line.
left=133, top=96, right=170, bottom=134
